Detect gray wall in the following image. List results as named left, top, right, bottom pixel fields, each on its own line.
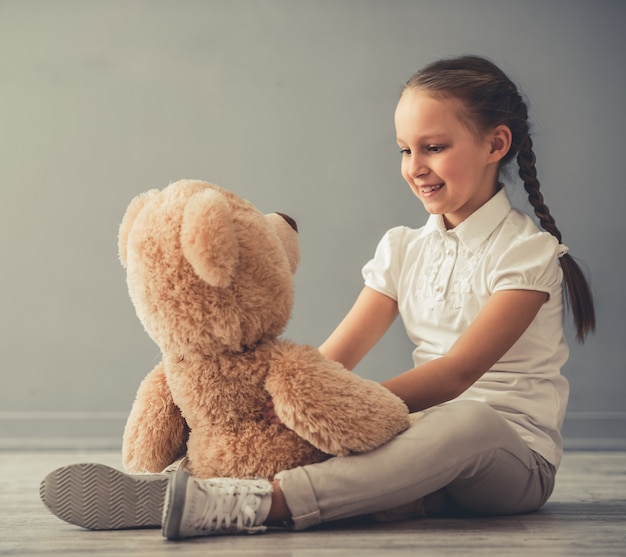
left=1, top=0, right=624, bottom=450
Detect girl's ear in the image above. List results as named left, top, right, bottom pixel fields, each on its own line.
left=488, top=125, right=513, bottom=162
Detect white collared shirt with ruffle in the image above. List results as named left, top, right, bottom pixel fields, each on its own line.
left=362, top=188, right=570, bottom=467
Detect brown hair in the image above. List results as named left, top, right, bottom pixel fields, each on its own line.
left=405, top=55, right=595, bottom=342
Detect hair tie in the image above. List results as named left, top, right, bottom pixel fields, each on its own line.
left=557, top=244, right=569, bottom=258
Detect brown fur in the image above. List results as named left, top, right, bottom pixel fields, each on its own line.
left=119, top=180, right=410, bottom=479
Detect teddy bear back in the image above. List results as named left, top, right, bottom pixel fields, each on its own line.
left=163, top=343, right=330, bottom=479
left=118, top=180, right=298, bottom=357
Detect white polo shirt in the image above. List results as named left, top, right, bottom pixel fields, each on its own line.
left=362, top=188, right=569, bottom=466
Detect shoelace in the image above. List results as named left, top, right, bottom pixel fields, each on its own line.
left=193, top=481, right=259, bottom=533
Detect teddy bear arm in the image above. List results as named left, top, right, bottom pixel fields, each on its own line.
left=122, top=361, right=187, bottom=473
left=265, top=345, right=410, bottom=456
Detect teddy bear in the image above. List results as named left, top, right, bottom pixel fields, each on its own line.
left=119, top=179, right=411, bottom=481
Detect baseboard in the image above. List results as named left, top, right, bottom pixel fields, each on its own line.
left=0, top=411, right=125, bottom=450
left=562, top=411, right=626, bottom=451
left=1, top=410, right=624, bottom=451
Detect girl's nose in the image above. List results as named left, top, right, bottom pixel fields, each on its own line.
left=408, top=156, right=428, bottom=179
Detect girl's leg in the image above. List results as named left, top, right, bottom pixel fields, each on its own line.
left=275, top=400, right=556, bottom=530
left=41, top=400, right=556, bottom=538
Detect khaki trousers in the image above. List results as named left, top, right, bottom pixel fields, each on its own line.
left=275, top=400, right=556, bottom=530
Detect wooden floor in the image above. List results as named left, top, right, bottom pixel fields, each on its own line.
left=0, top=451, right=624, bottom=556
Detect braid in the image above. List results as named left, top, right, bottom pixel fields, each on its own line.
left=516, top=106, right=596, bottom=342
left=517, top=134, right=561, bottom=241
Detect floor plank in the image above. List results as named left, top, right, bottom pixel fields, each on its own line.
left=0, top=451, right=624, bottom=556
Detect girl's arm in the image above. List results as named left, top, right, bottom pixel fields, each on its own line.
left=319, top=286, right=399, bottom=371
left=381, top=289, right=548, bottom=412
left=320, top=286, right=548, bottom=413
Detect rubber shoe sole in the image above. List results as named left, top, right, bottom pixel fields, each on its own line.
left=40, top=462, right=167, bottom=530
left=161, top=469, right=190, bottom=540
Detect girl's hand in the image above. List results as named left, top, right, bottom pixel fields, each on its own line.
left=261, top=398, right=283, bottom=425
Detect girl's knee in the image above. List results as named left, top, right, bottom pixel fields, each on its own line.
left=443, top=400, right=498, bottom=423
left=427, top=401, right=506, bottom=438
left=420, top=401, right=525, bottom=461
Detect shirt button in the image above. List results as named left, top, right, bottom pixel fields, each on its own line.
left=446, top=249, right=454, bottom=257
left=435, top=285, right=443, bottom=293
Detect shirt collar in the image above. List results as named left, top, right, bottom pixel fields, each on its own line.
left=423, top=187, right=512, bottom=252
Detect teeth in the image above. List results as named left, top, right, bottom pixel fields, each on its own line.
left=423, top=184, right=443, bottom=193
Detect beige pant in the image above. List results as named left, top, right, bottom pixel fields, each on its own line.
left=275, top=400, right=556, bottom=530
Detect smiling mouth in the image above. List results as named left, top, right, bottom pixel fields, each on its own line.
left=422, top=183, right=444, bottom=193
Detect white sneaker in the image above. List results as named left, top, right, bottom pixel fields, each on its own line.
left=40, top=463, right=167, bottom=530
left=162, top=471, right=273, bottom=540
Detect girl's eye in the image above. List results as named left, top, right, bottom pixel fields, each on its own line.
left=399, top=148, right=411, bottom=156
left=427, top=145, right=445, bottom=153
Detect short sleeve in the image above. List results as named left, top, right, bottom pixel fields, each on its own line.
left=489, top=231, right=563, bottom=295
left=361, top=226, right=406, bottom=301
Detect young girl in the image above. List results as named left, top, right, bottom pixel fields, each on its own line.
left=41, top=55, right=595, bottom=539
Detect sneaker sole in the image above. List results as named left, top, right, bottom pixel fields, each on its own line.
left=161, top=470, right=190, bottom=540
left=40, top=462, right=167, bottom=530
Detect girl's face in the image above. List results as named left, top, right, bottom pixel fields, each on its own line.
left=394, top=88, right=504, bottom=229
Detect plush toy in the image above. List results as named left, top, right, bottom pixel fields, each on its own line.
left=119, top=179, right=410, bottom=480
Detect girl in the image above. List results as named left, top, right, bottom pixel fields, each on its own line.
left=41, top=55, right=595, bottom=539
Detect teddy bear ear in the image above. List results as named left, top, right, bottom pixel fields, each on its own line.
left=181, top=189, right=238, bottom=288
left=118, top=189, right=158, bottom=268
